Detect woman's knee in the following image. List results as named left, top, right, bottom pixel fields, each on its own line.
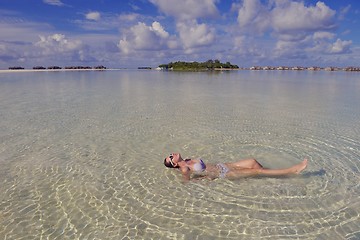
left=251, top=158, right=263, bottom=168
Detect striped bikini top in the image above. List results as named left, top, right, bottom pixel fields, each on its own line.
left=191, top=159, right=206, bottom=173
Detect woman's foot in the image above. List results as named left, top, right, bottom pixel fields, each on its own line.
left=293, top=159, right=308, bottom=174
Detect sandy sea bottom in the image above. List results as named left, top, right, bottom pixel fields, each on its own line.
left=0, top=70, right=360, bottom=239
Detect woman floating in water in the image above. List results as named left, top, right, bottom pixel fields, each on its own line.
left=164, top=153, right=308, bottom=182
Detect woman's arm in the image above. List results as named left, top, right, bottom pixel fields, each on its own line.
left=191, top=175, right=216, bottom=181
left=180, top=166, right=191, bottom=182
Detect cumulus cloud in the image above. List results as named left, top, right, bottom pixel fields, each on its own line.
left=235, top=0, right=336, bottom=36
left=149, top=0, right=218, bottom=20
left=233, top=0, right=352, bottom=63
left=236, top=0, right=270, bottom=34
left=148, top=0, right=218, bottom=53
left=0, top=16, right=58, bottom=66
left=35, top=34, right=83, bottom=55
left=86, top=11, right=101, bottom=21
left=151, top=21, right=169, bottom=38
left=118, top=21, right=172, bottom=54
left=275, top=33, right=352, bottom=61
left=232, top=35, right=266, bottom=59
left=329, top=39, right=352, bottom=54
left=176, top=20, right=215, bottom=51
left=274, top=37, right=309, bottom=58
left=271, top=1, right=336, bottom=34
left=1, top=32, right=88, bottom=67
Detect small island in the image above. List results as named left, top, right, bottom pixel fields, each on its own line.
left=158, top=59, right=239, bottom=71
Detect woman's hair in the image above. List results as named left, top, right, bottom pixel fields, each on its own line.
left=164, top=158, right=178, bottom=168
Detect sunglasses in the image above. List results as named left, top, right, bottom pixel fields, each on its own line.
left=168, top=154, right=175, bottom=167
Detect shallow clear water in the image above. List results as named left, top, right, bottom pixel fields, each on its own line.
left=0, top=70, right=360, bottom=239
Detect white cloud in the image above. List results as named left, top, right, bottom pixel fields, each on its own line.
left=151, top=21, right=169, bottom=38
left=232, top=0, right=351, bottom=64
left=43, top=0, right=64, bottom=6
left=232, top=36, right=266, bottom=59
left=118, top=21, right=171, bottom=54
left=274, top=34, right=352, bottom=62
left=235, top=0, right=336, bottom=36
left=86, top=11, right=101, bottom=21
left=271, top=1, right=336, bottom=34
left=313, top=31, right=335, bottom=40
left=329, top=39, right=352, bottom=54
left=118, top=37, right=131, bottom=55
left=35, top=34, right=83, bottom=55
left=0, top=18, right=54, bottom=66
left=233, top=36, right=246, bottom=52
left=237, top=0, right=270, bottom=34
left=148, top=0, right=218, bottom=54
left=176, top=20, right=215, bottom=51
left=0, top=32, right=88, bottom=68
left=273, top=38, right=310, bottom=62
left=149, top=0, right=219, bottom=20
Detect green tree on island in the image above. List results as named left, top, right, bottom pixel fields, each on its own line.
left=159, top=59, right=239, bottom=70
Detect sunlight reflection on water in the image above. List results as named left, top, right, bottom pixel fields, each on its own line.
left=0, top=70, right=360, bottom=239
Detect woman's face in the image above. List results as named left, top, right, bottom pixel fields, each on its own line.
left=166, top=153, right=181, bottom=167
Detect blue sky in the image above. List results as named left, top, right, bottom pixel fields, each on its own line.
left=0, top=0, right=359, bottom=69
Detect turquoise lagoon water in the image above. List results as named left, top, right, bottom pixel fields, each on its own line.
left=0, top=70, right=360, bottom=239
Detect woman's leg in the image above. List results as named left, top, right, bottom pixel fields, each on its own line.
left=226, top=159, right=308, bottom=178
left=227, top=158, right=264, bottom=169
left=257, top=159, right=308, bottom=175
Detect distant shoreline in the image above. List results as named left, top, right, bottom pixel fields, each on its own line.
left=0, top=68, right=122, bottom=73
left=1, top=67, right=359, bottom=73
